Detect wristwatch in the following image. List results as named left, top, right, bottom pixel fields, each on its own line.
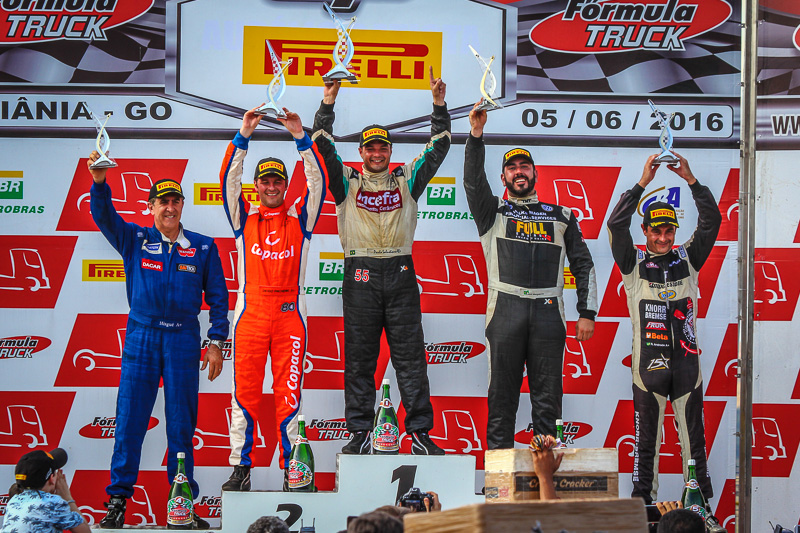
left=208, top=339, right=224, bottom=349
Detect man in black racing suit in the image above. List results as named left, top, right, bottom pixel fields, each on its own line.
left=312, top=69, right=450, bottom=455
left=606, top=152, right=721, bottom=509
left=464, top=103, right=597, bottom=449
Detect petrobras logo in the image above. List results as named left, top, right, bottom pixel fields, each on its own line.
left=193, top=183, right=258, bottom=205
left=0, top=0, right=154, bottom=44
left=356, top=188, right=402, bottom=213
left=0, top=170, right=22, bottom=200
left=78, top=415, right=158, bottom=439
left=529, top=0, right=732, bottom=53
left=319, top=252, right=344, bottom=281
left=637, top=186, right=682, bottom=217
left=82, top=259, right=124, bottom=281
left=242, top=27, right=442, bottom=90
left=425, top=341, right=485, bottom=364
left=0, top=335, right=51, bottom=359
left=305, top=418, right=351, bottom=441
left=514, top=420, right=593, bottom=446
left=425, top=177, right=456, bottom=206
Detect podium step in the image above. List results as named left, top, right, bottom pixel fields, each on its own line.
left=221, top=454, right=483, bottom=533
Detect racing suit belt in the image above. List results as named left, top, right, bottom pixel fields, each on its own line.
left=346, top=246, right=413, bottom=258
left=488, top=282, right=564, bottom=300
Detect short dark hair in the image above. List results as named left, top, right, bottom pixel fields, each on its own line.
left=246, top=516, right=290, bottom=533
left=347, top=511, right=403, bottom=533
left=657, top=508, right=704, bottom=533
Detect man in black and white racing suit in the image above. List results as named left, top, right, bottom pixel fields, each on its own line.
left=312, top=69, right=450, bottom=455
left=464, top=104, right=597, bottom=449
left=606, top=152, right=721, bottom=506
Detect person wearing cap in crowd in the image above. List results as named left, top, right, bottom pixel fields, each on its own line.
left=464, top=102, right=597, bottom=449
left=3, top=449, right=89, bottom=533
left=312, top=68, right=450, bottom=455
left=606, top=152, right=722, bottom=522
left=218, top=106, right=327, bottom=491
left=87, top=153, right=230, bottom=528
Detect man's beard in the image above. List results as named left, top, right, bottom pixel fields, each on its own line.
left=505, top=174, right=535, bottom=197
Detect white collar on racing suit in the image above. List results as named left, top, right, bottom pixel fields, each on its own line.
left=159, top=224, right=191, bottom=249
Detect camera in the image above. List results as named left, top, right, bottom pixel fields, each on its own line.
left=397, top=487, right=434, bottom=512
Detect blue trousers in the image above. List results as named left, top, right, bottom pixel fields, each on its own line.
left=106, top=318, right=200, bottom=499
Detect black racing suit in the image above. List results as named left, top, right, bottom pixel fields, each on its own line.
left=312, top=101, right=451, bottom=433
left=464, top=134, right=597, bottom=449
left=607, top=180, right=721, bottom=504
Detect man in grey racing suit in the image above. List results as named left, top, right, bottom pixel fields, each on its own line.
left=606, top=152, right=721, bottom=508
left=464, top=103, right=597, bottom=449
left=312, top=68, right=450, bottom=455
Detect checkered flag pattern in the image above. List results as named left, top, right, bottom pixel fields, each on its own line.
left=758, top=4, right=800, bottom=95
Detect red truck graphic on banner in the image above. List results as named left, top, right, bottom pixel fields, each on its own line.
left=55, top=314, right=129, bottom=387
left=753, top=249, right=800, bottom=321
left=0, top=236, right=75, bottom=308
left=71, top=471, right=165, bottom=526
left=0, top=392, right=74, bottom=465
left=412, top=241, right=487, bottom=314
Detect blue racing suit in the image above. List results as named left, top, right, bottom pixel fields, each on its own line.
left=91, top=181, right=230, bottom=499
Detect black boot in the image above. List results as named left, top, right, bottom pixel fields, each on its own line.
left=410, top=431, right=445, bottom=455
left=99, top=495, right=126, bottom=529
left=221, top=465, right=251, bottom=492
left=341, top=430, right=371, bottom=454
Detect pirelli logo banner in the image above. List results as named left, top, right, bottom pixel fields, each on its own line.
left=83, top=260, right=124, bottom=282
left=194, top=184, right=258, bottom=206
left=242, top=27, right=442, bottom=90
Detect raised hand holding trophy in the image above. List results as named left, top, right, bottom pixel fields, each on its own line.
left=87, top=106, right=118, bottom=169
left=648, top=99, right=680, bottom=165
left=469, top=45, right=503, bottom=111
left=255, top=40, right=293, bottom=118
left=321, top=2, right=358, bottom=84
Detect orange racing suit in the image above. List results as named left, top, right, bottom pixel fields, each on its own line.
left=220, top=131, right=327, bottom=469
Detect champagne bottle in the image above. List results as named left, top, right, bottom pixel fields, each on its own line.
left=167, top=452, right=193, bottom=529
left=556, top=418, right=565, bottom=448
left=372, top=379, right=399, bottom=454
left=287, top=415, right=315, bottom=492
left=680, top=459, right=708, bottom=518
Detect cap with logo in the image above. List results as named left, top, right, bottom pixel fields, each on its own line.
left=502, top=147, right=535, bottom=169
left=254, top=157, right=287, bottom=181
left=15, top=448, right=68, bottom=489
left=148, top=179, right=184, bottom=201
left=359, top=125, right=392, bottom=147
left=643, top=201, right=679, bottom=228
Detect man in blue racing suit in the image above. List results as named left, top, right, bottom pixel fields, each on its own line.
left=88, top=151, right=230, bottom=529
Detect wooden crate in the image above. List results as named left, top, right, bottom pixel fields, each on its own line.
left=404, top=499, right=647, bottom=533
left=484, top=448, right=619, bottom=501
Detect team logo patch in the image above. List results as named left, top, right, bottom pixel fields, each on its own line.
left=541, top=204, right=553, bottom=212
left=356, top=188, right=403, bottom=213
left=157, top=180, right=180, bottom=192
left=143, top=242, right=162, bottom=254
left=647, top=356, right=670, bottom=371
left=178, top=248, right=196, bottom=257
left=646, top=321, right=667, bottom=330
left=507, top=219, right=554, bottom=243
left=177, top=264, right=196, bottom=273
left=141, top=259, right=163, bottom=271
left=645, top=262, right=659, bottom=268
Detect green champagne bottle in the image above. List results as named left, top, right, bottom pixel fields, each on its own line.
left=287, top=415, right=315, bottom=492
left=680, top=459, right=708, bottom=518
left=556, top=418, right=566, bottom=448
left=166, top=452, right=193, bottom=529
left=372, top=379, right=399, bottom=454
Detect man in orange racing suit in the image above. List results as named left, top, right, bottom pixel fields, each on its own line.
left=220, top=107, right=327, bottom=491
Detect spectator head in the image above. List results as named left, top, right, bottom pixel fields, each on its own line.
left=372, top=505, right=412, bottom=520
left=246, top=516, right=290, bottom=533
left=347, top=511, right=403, bottom=533
left=14, top=448, right=67, bottom=491
left=657, top=508, right=705, bottom=533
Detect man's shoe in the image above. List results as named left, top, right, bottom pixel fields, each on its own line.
left=705, top=512, right=727, bottom=533
left=410, top=431, right=445, bottom=455
left=341, top=430, right=371, bottom=454
left=99, top=495, right=126, bottom=529
left=221, top=465, right=251, bottom=492
left=192, top=513, right=211, bottom=530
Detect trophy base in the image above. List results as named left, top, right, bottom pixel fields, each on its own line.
left=654, top=152, right=679, bottom=165
left=475, top=97, right=503, bottom=111
left=254, top=104, right=287, bottom=119
left=323, top=66, right=359, bottom=84
left=89, top=158, right=118, bottom=170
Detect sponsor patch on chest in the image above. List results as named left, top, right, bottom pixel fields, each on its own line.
left=177, top=264, right=197, bottom=274
left=505, top=219, right=555, bottom=242
left=141, top=258, right=163, bottom=271
left=356, top=188, right=403, bottom=213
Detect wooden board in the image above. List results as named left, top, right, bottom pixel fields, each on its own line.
left=404, top=499, right=647, bottom=533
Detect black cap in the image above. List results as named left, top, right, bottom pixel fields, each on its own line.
left=149, top=179, right=184, bottom=201
left=502, top=147, right=535, bottom=168
left=15, top=448, right=68, bottom=489
left=254, top=157, right=287, bottom=181
left=359, top=125, right=392, bottom=147
left=643, top=201, right=679, bottom=228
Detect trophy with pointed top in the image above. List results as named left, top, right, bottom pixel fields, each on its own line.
left=87, top=107, right=118, bottom=169
left=469, top=45, right=503, bottom=111
left=648, top=99, right=680, bottom=165
left=255, top=40, right=293, bottom=119
left=321, top=2, right=359, bottom=84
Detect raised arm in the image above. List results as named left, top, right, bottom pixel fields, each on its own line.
left=407, top=66, right=451, bottom=200
left=312, top=81, right=348, bottom=205
left=463, top=102, right=497, bottom=236
left=88, top=151, right=138, bottom=256
left=219, top=109, right=261, bottom=237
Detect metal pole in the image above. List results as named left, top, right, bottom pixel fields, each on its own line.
left=736, top=0, right=757, bottom=531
